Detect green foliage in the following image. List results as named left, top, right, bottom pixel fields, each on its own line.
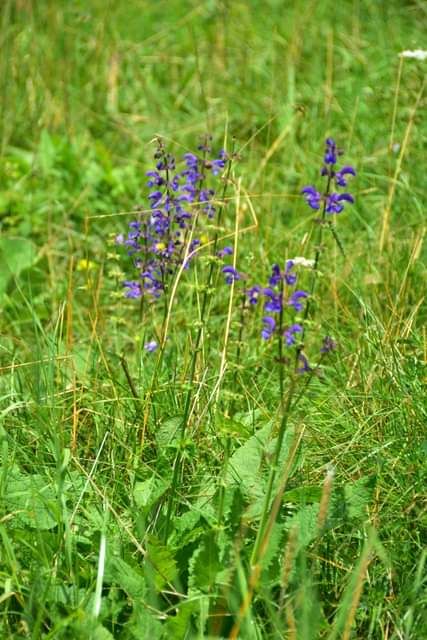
left=0, top=0, right=425, bottom=638
left=0, top=237, right=37, bottom=303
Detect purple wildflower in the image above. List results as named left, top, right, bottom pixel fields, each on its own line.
left=117, top=138, right=229, bottom=302
left=218, top=246, right=233, bottom=258
left=211, top=150, right=227, bottom=175
left=144, top=340, right=158, bottom=353
left=335, top=166, right=356, bottom=187
left=284, top=260, right=297, bottom=285
left=301, top=186, right=321, bottom=210
left=297, top=353, right=312, bottom=374
left=263, top=288, right=282, bottom=313
left=262, top=316, right=276, bottom=340
left=222, top=266, right=241, bottom=284
left=283, top=323, right=303, bottom=346
left=123, top=281, right=142, bottom=299
left=246, top=285, right=261, bottom=305
left=302, top=138, right=355, bottom=217
left=324, top=138, right=342, bottom=165
left=325, top=192, right=354, bottom=215
left=320, top=336, right=337, bottom=353
left=288, top=290, right=308, bottom=312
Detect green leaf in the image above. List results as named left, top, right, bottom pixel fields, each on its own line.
left=188, top=533, right=221, bottom=593
left=155, top=416, right=182, bottom=449
left=92, top=625, right=115, bottom=640
left=127, top=607, right=163, bottom=639
left=5, top=472, right=58, bottom=530
left=0, top=237, right=37, bottom=302
left=163, top=600, right=196, bottom=639
left=226, top=422, right=272, bottom=498
left=105, top=557, right=145, bottom=600
left=146, top=535, right=178, bottom=591
left=285, top=504, right=320, bottom=553
left=133, top=476, right=170, bottom=512
left=284, top=486, right=322, bottom=504
left=344, top=475, right=376, bottom=521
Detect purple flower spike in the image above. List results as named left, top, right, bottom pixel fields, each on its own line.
left=262, top=316, right=276, bottom=340
left=269, top=264, right=282, bottom=286
left=288, top=290, right=308, bottom=312
left=222, top=266, right=241, bottom=284
left=320, top=336, right=337, bottom=353
left=146, top=171, right=164, bottom=187
left=326, top=192, right=354, bottom=214
left=335, top=166, right=356, bottom=187
left=324, top=138, right=342, bottom=165
left=284, top=260, right=297, bottom=286
left=123, top=281, right=142, bottom=299
left=246, top=285, right=261, bottom=305
left=144, top=340, right=158, bottom=353
left=301, top=186, right=321, bottom=210
left=283, top=323, right=303, bottom=346
left=263, top=288, right=282, bottom=313
left=217, top=246, right=233, bottom=258
left=297, top=353, right=312, bottom=374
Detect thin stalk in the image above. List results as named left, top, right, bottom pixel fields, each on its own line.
left=163, top=153, right=234, bottom=541
left=251, top=372, right=298, bottom=565
left=277, top=277, right=285, bottom=409
left=302, top=173, right=332, bottom=331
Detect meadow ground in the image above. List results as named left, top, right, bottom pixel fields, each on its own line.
left=0, top=1, right=426, bottom=638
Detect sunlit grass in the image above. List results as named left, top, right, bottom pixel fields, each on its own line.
left=0, top=1, right=425, bottom=638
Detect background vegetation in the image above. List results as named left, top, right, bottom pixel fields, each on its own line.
left=0, top=1, right=425, bottom=638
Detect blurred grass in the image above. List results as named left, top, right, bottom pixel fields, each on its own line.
left=0, top=0, right=426, bottom=638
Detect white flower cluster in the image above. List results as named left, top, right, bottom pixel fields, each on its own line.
left=291, top=256, right=315, bottom=268
left=399, top=49, right=427, bottom=61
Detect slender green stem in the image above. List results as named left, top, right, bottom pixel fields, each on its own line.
left=163, top=153, right=234, bottom=541
left=251, top=373, right=297, bottom=565
left=216, top=292, right=247, bottom=530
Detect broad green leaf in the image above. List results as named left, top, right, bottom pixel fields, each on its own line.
left=105, top=557, right=145, bottom=600
left=344, top=475, right=376, bottom=521
left=226, top=422, right=272, bottom=498
left=188, top=533, right=221, bottom=593
left=0, top=237, right=37, bottom=302
left=162, top=600, right=196, bottom=639
left=284, top=504, right=320, bottom=553
left=92, top=625, right=115, bottom=640
left=133, top=476, right=170, bottom=511
left=146, top=535, right=178, bottom=591
left=155, top=416, right=182, bottom=449
left=5, top=473, right=58, bottom=530
left=127, top=607, right=163, bottom=639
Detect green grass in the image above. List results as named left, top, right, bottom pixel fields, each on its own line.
left=0, top=1, right=426, bottom=638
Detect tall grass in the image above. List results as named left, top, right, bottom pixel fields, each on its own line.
left=0, top=1, right=425, bottom=638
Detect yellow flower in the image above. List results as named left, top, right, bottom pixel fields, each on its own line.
left=76, top=259, right=96, bottom=271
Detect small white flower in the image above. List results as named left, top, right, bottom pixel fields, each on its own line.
left=399, top=49, right=427, bottom=61
left=291, top=256, right=315, bottom=268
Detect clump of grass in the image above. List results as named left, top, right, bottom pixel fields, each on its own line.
left=0, top=2, right=426, bottom=638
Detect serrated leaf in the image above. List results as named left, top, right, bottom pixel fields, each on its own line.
left=285, top=504, right=320, bottom=553
left=127, top=607, right=163, bottom=639
left=262, top=521, right=285, bottom=574
left=155, top=416, right=182, bottom=449
left=226, top=422, right=272, bottom=498
left=146, top=535, right=178, bottom=591
left=133, top=476, right=170, bottom=511
left=188, top=533, right=221, bottom=593
left=344, top=476, right=376, bottom=521
left=163, top=600, right=196, bottom=639
left=284, top=486, right=322, bottom=504
left=106, top=557, right=145, bottom=600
